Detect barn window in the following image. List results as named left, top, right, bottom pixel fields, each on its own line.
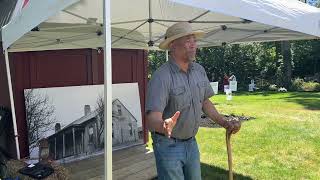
left=129, top=123, right=133, bottom=136
left=117, top=105, right=122, bottom=115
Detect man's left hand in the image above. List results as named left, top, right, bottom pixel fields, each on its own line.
left=224, top=120, right=241, bottom=134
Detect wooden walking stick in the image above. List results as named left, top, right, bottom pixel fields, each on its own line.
left=226, top=129, right=233, bottom=180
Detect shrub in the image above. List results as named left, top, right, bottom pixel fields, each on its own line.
left=302, top=82, right=320, bottom=92
left=290, top=78, right=304, bottom=91
left=268, top=84, right=278, bottom=91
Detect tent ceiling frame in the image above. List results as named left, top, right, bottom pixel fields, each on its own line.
left=111, top=19, right=147, bottom=25
left=11, top=23, right=283, bottom=51
left=189, top=10, right=210, bottom=22
left=194, top=26, right=280, bottom=46
left=14, top=33, right=94, bottom=48
left=39, top=24, right=102, bottom=31
left=25, top=33, right=96, bottom=48
left=7, top=1, right=315, bottom=51
left=112, top=20, right=148, bottom=44
left=227, top=27, right=279, bottom=44
left=153, top=21, right=169, bottom=28
left=152, top=19, right=249, bottom=24
left=112, top=34, right=147, bottom=44
left=13, top=32, right=93, bottom=46
left=25, top=3, right=256, bottom=49
left=204, top=28, right=221, bottom=38
left=152, top=34, right=165, bottom=43
left=110, top=2, right=253, bottom=48
left=63, top=10, right=99, bottom=24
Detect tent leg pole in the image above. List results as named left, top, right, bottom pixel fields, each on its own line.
left=103, top=0, right=112, bottom=179
left=4, top=49, right=20, bottom=159
left=148, top=0, right=153, bottom=45
left=166, top=50, right=169, bottom=61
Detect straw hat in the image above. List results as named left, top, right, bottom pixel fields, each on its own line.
left=159, top=22, right=205, bottom=50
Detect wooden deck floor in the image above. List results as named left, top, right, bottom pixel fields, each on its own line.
left=64, top=145, right=157, bottom=180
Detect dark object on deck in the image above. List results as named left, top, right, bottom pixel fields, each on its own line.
left=3, top=177, right=21, bottom=180
left=18, top=163, right=54, bottom=179
left=0, top=106, right=14, bottom=158
left=0, top=149, right=8, bottom=178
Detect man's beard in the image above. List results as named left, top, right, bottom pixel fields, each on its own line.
left=186, top=53, right=196, bottom=62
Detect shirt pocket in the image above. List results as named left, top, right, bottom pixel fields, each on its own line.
left=170, top=86, right=189, bottom=110
left=197, top=81, right=207, bottom=103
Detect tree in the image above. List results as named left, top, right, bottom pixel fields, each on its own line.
left=148, top=50, right=166, bottom=79
left=281, top=41, right=292, bottom=88
left=147, top=39, right=320, bottom=90
left=25, top=89, right=56, bottom=151
left=95, top=94, right=104, bottom=148
left=292, top=40, right=320, bottom=79
left=197, top=45, right=226, bottom=83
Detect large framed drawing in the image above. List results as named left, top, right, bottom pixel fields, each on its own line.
left=24, top=83, right=143, bottom=163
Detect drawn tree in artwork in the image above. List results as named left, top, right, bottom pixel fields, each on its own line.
left=95, top=94, right=105, bottom=148
left=25, top=89, right=56, bottom=151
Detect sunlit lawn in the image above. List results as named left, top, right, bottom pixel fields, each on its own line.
left=149, top=92, right=320, bottom=179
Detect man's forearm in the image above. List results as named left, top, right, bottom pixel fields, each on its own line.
left=202, top=99, right=227, bottom=128
left=146, top=112, right=165, bottom=133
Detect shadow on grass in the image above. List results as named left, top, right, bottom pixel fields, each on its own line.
left=283, top=92, right=320, bottom=110
left=231, top=91, right=279, bottom=97
left=201, top=163, right=253, bottom=180
left=285, top=92, right=320, bottom=99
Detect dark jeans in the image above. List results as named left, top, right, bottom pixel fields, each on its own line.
left=152, top=133, right=201, bottom=180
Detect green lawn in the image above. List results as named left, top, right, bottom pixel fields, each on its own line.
left=149, top=92, right=320, bottom=179
left=200, top=92, right=320, bottom=180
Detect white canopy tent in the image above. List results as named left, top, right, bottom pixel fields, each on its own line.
left=1, top=0, right=320, bottom=179
left=2, top=0, right=320, bottom=52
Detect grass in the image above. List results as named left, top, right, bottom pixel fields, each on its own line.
left=148, top=92, right=320, bottom=179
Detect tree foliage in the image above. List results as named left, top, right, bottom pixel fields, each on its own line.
left=148, top=39, right=320, bottom=91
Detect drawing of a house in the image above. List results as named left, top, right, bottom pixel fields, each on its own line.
left=46, top=99, right=141, bottom=160
left=112, top=99, right=139, bottom=145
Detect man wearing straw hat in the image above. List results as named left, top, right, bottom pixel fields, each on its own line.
left=146, top=22, right=241, bottom=180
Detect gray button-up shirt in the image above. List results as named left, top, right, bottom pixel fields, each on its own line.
left=146, top=58, right=214, bottom=139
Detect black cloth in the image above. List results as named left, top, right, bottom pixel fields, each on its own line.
left=19, top=163, right=54, bottom=179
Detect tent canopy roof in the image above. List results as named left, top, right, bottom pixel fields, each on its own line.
left=1, top=0, right=320, bottom=52
left=0, top=0, right=18, bottom=41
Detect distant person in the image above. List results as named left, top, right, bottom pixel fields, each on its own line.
left=223, top=74, right=230, bottom=92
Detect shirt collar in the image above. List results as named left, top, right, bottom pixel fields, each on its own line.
left=169, top=56, right=195, bottom=73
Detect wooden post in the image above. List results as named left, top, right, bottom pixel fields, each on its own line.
left=82, top=131, right=84, bottom=153
left=73, top=128, right=76, bottom=155
left=95, top=122, right=98, bottom=147
left=54, top=137, right=57, bottom=160
left=62, top=133, right=65, bottom=158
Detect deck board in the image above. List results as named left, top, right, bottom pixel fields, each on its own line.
left=64, top=145, right=157, bottom=180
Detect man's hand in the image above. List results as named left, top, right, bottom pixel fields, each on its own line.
left=224, top=120, right=241, bottom=134
left=163, top=111, right=180, bottom=138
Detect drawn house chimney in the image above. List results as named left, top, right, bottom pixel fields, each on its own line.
left=55, top=123, right=61, bottom=133
left=84, top=105, right=91, bottom=116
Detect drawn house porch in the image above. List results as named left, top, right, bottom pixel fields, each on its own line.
left=47, top=99, right=141, bottom=160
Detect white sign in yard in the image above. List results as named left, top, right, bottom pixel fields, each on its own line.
left=210, top=82, right=219, bottom=95
left=229, top=81, right=237, bottom=92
